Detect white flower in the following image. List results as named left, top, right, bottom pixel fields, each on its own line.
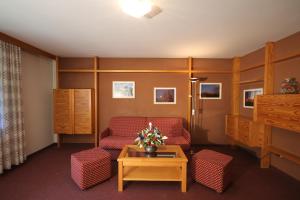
left=162, top=136, right=168, bottom=140
left=149, top=122, right=152, bottom=130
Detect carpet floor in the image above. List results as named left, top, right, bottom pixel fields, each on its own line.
left=0, top=144, right=299, bottom=200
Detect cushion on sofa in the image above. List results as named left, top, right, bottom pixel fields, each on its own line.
left=99, top=136, right=136, bottom=149
left=109, top=117, right=147, bottom=137
left=147, top=117, right=183, bottom=137
left=99, top=116, right=191, bottom=155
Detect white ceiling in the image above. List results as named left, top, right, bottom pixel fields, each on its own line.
left=0, top=0, right=299, bottom=58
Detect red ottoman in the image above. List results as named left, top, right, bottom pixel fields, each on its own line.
left=71, top=148, right=111, bottom=190
left=191, top=149, right=233, bottom=193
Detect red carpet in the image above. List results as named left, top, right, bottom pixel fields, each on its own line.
left=0, top=144, right=299, bottom=200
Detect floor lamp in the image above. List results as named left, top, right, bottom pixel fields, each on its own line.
left=190, top=77, right=208, bottom=135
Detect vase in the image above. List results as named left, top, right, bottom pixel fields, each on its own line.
left=144, top=145, right=157, bottom=153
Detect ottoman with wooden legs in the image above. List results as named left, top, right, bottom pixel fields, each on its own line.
left=191, top=149, right=233, bottom=193
left=71, top=148, right=111, bottom=190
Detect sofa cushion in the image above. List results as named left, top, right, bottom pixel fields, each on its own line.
left=100, top=136, right=190, bottom=151
left=164, top=136, right=190, bottom=151
left=99, top=136, right=136, bottom=150
left=147, top=117, right=183, bottom=137
left=109, top=117, right=147, bottom=137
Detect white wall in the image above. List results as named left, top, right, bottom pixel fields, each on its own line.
left=21, top=51, right=55, bottom=155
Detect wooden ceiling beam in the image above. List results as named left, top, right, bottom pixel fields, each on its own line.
left=0, top=32, right=56, bottom=59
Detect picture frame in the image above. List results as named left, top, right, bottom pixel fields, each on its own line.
left=199, top=83, right=222, bottom=99
left=243, top=88, right=263, bottom=108
left=154, top=87, right=176, bottom=104
left=112, top=81, right=135, bottom=98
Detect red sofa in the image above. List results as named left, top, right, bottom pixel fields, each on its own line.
left=99, top=116, right=191, bottom=159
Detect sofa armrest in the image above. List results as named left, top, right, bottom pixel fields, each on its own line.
left=100, top=128, right=110, bottom=139
left=182, top=128, right=191, bottom=144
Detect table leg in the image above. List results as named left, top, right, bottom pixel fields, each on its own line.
left=181, top=163, right=187, bottom=192
left=118, top=161, right=123, bottom=192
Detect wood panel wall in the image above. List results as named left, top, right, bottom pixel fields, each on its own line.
left=57, top=57, right=232, bottom=145
left=237, top=31, right=300, bottom=180
left=192, top=58, right=232, bottom=144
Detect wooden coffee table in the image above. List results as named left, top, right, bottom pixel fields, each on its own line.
left=117, top=145, right=188, bottom=192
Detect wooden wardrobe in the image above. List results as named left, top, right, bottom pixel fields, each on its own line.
left=54, top=89, right=94, bottom=136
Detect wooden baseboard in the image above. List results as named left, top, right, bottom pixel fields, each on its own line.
left=61, top=134, right=95, bottom=144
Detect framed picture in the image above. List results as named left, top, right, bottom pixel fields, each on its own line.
left=243, top=88, right=263, bottom=108
left=112, top=81, right=135, bottom=98
left=154, top=87, right=176, bottom=104
left=199, top=83, right=222, bottom=99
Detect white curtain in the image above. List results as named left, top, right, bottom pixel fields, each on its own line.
left=0, top=40, right=26, bottom=174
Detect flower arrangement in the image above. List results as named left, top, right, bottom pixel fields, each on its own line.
left=135, top=122, right=168, bottom=149
left=280, top=77, right=299, bottom=94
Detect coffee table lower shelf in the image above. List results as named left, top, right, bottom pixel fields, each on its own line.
left=117, top=145, right=188, bottom=192
left=123, top=166, right=182, bottom=181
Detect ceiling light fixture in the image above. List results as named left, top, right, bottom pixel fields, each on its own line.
left=119, top=0, right=153, bottom=18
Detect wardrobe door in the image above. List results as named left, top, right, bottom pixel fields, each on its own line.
left=74, top=89, right=93, bottom=134
left=54, top=89, right=74, bottom=134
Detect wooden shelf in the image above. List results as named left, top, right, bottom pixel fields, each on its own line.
left=272, top=52, right=300, bottom=64
left=58, top=68, right=231, bottom=74
left=254, top=94, right=300, bottom=133
left=239, top=79, right=264, bottom=85
left=239, top=63, right=264, bottom=72
left=60, top=69, right=187, bottom=73
left=191, top=70, right=231, bottom=74
left=58, top=66, right=93, bottom=69
left=97, top=69, right=188, bottom=73
left=268, top=145, right=300, bottom=165
left=59, top=69, right=94, bottom=73
left=97, top=69, right=231, bottom=74
left=123, top=166, right=181, bottom=181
